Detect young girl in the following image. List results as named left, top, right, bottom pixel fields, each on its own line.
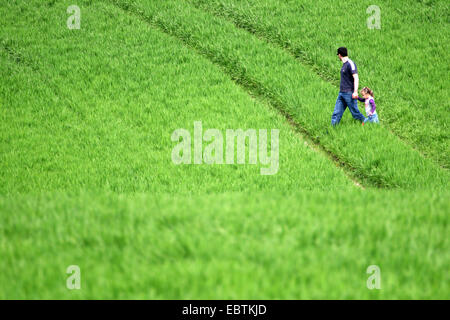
left=358, top=87, right=379, bottom=124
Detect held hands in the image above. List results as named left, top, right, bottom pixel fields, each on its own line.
left=352, top=92, right=358, bottom=99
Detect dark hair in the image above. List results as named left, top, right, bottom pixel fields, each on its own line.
left=361, top=87, right=374, bottom=97
left=337, top=47, right=348, bottom=56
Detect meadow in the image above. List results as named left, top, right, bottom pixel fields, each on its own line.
left=0, top=0, right=448, bottom=299
left=1, top=191, right=448, bottom=299
left=0, top=0, right=353, bottom=193
left=189, top=0, right=450, bottom=168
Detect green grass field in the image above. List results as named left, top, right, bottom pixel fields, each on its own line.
left=0, top=0, right=448, bottom=299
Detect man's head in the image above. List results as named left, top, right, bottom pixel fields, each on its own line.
left=337, top=47, right=348, bottom=60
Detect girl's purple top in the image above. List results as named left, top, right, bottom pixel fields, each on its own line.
left=357, top=96, right=376, bottom=114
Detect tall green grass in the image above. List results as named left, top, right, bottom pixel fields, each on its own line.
left=105, top=0, right=448, bottom=189
left=0, top=0, right=353, bottom=194
left=0, top=0, right=448, bottom=300
left=189, top=0, right=450, bottom=168
left=0, top=190, right=448, bottom=299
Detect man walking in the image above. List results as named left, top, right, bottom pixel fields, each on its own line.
left=331, top=47, right=365, bottom=125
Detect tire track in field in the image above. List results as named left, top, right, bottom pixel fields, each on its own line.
left=107, top=1, right=365, bottom=188
left=189, top=1, right=449, bottom=170
left=0, top=38, right=85, bottom=121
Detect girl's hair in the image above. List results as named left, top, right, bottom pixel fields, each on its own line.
left=361, top=87, right=374, bottom=97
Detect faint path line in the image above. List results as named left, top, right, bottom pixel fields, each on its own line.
left=0, top=38, right=84, bottom=120
left=107, top=1, right=367, bottom=189
left=189, top=1, right=338, bottom=85
left=190, top=1, right=449, bottom=171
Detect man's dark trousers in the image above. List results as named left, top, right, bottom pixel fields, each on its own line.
left=331, top=92, right=365, bottom=125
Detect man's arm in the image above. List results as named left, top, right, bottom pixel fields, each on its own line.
left=352, top=73, right=359, bottom=99
left=357, top=96, right=365, bottom=102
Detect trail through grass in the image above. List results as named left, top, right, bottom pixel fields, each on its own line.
left=189, top=0, right=450, bottom=168
left=0, top=0, right=354, bottom=194
left=0, top=190, right=448, bottom=299
left=106, top=0, right=448, bottom=189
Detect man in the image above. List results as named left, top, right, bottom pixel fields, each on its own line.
left=331, top=47, right=365, bottom=125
